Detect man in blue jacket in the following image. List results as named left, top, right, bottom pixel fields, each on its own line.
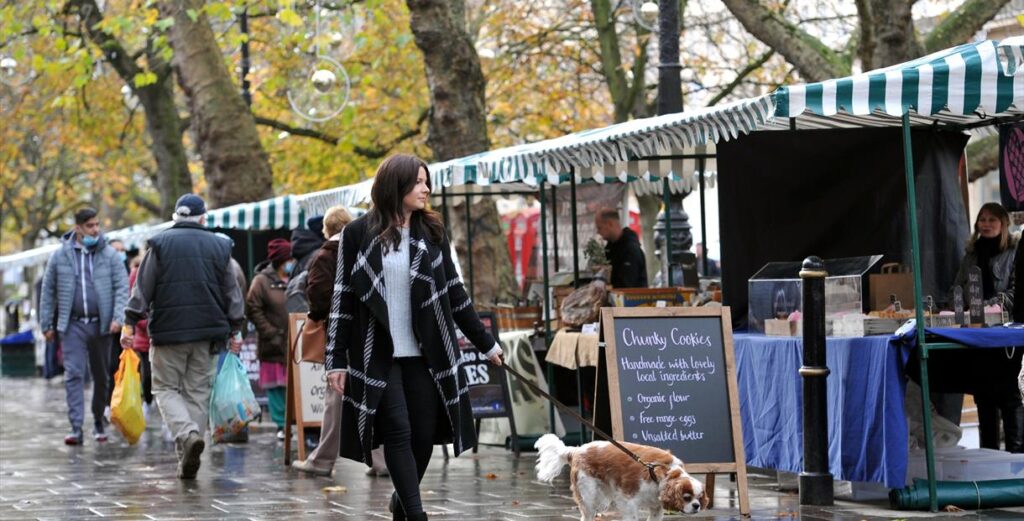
left=40, top=208, right=129, bottom=445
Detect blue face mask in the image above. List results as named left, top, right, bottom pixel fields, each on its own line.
left=284, top=261, right=295, bottom=275
left=82, top=235, right=99, bottom=248
left=118, top=252, right=127, bottom=263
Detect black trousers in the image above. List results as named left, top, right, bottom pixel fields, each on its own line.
left=377, top=357, right=439, bottom=517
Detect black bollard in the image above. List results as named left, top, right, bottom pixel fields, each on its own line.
left=799, top=256, right=833, bottom=505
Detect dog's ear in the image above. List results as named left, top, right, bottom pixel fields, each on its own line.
left=698, top=485, right=711, bottom=510
left=665, top=468, right=683, bottom=480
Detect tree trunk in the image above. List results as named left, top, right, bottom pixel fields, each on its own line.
left=863, top=0, right=922, bottom=68
left=406, top=0, right=517, bottom=305
left=136, top=65, right=193, bottom=216
left=158, top=0, right=273, bottom=207
left=924, top=0, right=1012, bottom=54
left=406, top=0, right=489, bottom=158
left=66, top=0, right=192, bottom=216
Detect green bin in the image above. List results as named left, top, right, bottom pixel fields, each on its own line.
left=1, top=331, right=36, bottom=377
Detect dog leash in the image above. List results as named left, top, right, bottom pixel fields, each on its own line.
left=501, top=363, right=664, bottom=482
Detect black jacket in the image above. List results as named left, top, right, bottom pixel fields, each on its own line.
left=325, top=215, right=496, bottom=464
left=142, top=222, right=236, bottom=345
left=1015, top=238, right=1023, bottom=323
left=605, top=227, right=648, bottom=288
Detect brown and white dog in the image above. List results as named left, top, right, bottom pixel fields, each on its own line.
left=535, top=434, right=708, bottom=521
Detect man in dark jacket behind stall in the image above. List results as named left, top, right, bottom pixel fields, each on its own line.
left=595, top=208, right=648, bottom=288
left=120, top=194, right=246, bottom=479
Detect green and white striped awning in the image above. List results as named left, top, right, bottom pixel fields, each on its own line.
left=774, top=39, right=1024, bottom=121
left=204, top=195, right=306, bottom=230
left=431, top=95, right=769, bottom=187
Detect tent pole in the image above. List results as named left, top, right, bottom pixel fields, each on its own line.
left=698, top=156, right=708, bottom=277
left=246, top=231, right=255, bottom=280
left=441, top=179, right=451, bottom=238
left=540, top=179, right=556, bottom=432
left=663, top=176, right=673, bottom=286
left=902, top=112, right=937, bottom=512
left=570, top=169, right=580, bottom=285
left=552, top=185, right=560, bottom=273
left=465, top=191, right=474, bottom=300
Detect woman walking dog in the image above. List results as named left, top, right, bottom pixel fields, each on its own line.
left=325, top=154, right=503, bottom=520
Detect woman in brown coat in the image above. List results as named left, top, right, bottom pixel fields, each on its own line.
left=246, top=238, right=293, bottom=438
left=292, top=205, right=390, bottom=476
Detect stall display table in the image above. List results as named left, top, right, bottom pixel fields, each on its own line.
left=545, top=328, right=600, bottom=369
left=734, top=333, right=911, bottom=488
left=735, top=327, right=1024, bottom=490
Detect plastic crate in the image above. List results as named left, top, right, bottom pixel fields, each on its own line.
left=940, top=450, right=1024, bottom=482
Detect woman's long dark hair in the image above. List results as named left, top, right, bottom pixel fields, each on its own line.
left=367, top=154, right=445, bottom=252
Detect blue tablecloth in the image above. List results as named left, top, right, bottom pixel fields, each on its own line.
left=906, top=326, right=1024, bottom=348
left=734, top=334, right=911, bottom=488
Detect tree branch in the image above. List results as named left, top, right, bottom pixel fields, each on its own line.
left=719, top=0, right=849, bottom=82
left=254, top=115, right=339, bottom=145
left=63, top=0, right=141, bottom=82
left=254, top=108, right=430, bottom=159
left=706, top=49, right=775, bottom=106
left=924, top=0, right=1012, bottom=53
left=967, top=134, right=999, bottom=181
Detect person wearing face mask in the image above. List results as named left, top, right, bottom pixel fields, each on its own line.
left=40, top=207, right=129, bottom=445
left=246, top=238, right=294, bottom=439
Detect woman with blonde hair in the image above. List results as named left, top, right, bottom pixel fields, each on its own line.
left=292, top=206, right=389, bottom=476
left=952, top=202, right=1021, bottom=452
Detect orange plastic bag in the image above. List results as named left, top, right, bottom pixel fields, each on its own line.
left=110, top=348, right=145, bottom=444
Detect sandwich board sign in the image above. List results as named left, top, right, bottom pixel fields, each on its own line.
left=601, top=306, right=749, bottom=515
left=454, top=312, right=519, bottom=455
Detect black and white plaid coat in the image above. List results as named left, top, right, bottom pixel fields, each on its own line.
left=325, top=215, right=496, bottom=463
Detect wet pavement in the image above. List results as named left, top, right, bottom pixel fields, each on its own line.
left=2, top=376, right=1022, bottom=520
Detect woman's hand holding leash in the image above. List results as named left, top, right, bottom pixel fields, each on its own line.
left=488, top=346, right=503, bottom=366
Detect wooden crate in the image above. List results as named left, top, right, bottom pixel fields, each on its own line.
left=486, top=306, right=542, bottom=332
left=608, top=287, right=696, bottom=307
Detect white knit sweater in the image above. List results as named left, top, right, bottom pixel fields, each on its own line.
left=382, top=227, right=421, bottom=358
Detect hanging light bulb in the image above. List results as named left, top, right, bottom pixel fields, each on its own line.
left=0, top=57, right=17, bottom=79
left=311, top=68, right=336, bottom=93
left=639, top=1, right=659, bottom=26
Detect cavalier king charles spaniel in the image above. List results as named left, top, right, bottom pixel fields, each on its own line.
left=535, top=434, right=708, bottom=521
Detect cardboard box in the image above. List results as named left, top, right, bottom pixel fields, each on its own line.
left=868, top=263, right=915, bottom=311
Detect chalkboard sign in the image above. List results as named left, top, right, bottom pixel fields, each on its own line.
left=455, top=312, right=519, bottom=455
left=456, top=313, right=512, bottom=418
left=967, top=266, right=984, bottom=325
left=602, top=307, right=749, bottom=515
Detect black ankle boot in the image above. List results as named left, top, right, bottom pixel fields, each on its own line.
left=389, top=492, right=406, bottom=521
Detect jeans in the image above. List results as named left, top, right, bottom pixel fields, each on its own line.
left=377, top=357, right=439, bottom=516
left=62, top=320, right=110, bottom=430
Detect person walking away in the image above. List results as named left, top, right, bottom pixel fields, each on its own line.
left=40, top=207, right=129, bottom=445
left=247, top=238, right=293, bottom=440
left=951, top=203, right=1021, bottom=452
left=291, top=206, right=390, bottom=477
left=326, top=154, right=504, bottom=521
left=594, top=208, right=648, bottom=288
left=120, top=194, right=246, bottom=479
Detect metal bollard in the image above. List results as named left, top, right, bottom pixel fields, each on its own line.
left=799, top=256, right=833, bottom=505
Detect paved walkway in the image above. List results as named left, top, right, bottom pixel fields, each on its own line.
left=1, top=376, right=1021, bottom=520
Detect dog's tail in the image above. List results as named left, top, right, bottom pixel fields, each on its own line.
left=534, top=434, right=575, bottom=483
